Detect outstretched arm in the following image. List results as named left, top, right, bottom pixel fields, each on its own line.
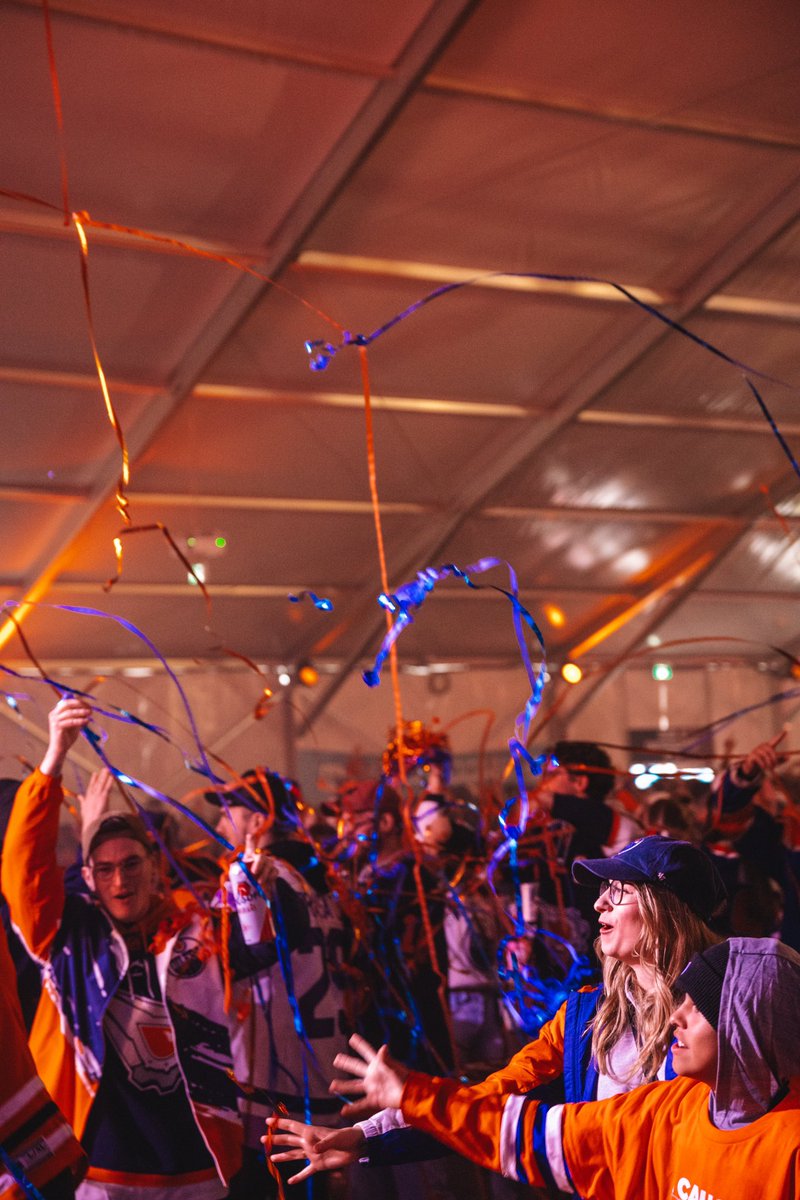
left=329, top=1034, right=554, bottom=1185
left=264, top=1121, right=365, bottom=1185
left=713, top=731, right=787, bottom=827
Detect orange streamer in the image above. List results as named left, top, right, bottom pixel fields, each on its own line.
left=40, top=0, right=71, bottom=222
left=103, top=522, right=211, bottom=613
left=72, top=215, right=131, bottom=528
left=75, top=210, right=344, bottom=334
left=356, top=346, right=458, bottom=1066
left=357, top=346, right=404, bottom=732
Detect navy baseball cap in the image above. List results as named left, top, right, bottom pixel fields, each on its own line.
left=572, top=835, right=727, bottom=921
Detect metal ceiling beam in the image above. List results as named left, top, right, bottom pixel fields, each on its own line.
left=0, top=206, right=267, bottom=263
left=579, top=410, right=800, bottom=436
left=295, top=250, right=671, bottom=305
left=294, top=251, right=800, bottom=325
left=0, top=0, right=484, bottom=652
left=8, top=200, right=800, bottom=326
left=0, top=365, right=535, bottom=418
left=7, top=0, right=389, bottom=79
left=424, top=74, right=800, bottom=152
left=130, top=493, right=432, bottom=516
left=0, top=365, right=160, bottom=394
left=45, top=579, right=635, bottom=601
left=6, top=480, right=792, bottom=527
left=15, top=577, right=800, bottom=605
left=298, top=173, right=800, bottom=731
left=296, top=250, right=800, bottom=324
left=0, top=484, right=89, bottom=503
left=0, top=651, right=784, bottom=681
left=11, top=0, right=799, bottom=149
left=2, top=359, right=799, bottom=431
left=0, top=365, right=534, bottom=417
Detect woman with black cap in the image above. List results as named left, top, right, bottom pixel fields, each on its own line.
left=265, top=836, right=727, bottom=1181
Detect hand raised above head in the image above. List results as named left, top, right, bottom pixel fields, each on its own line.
left=78, top=768, right=114, bottom=832
left=40, top=696, right=93, bottom=778
left=740, top=729, right=788, bottom=780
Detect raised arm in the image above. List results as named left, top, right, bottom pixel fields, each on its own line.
left=1, top=697, right=93, bottom=959
left=326, top=1035, right=541, bottom=1181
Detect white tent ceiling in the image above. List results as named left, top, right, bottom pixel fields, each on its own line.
left=2, top=0, right=800, bottom=739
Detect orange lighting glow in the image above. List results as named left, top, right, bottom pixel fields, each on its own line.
left=544, top=603, right=566, bottom=628
left=561, top=662, right=583, bottom=684
left=568, top=551, right=714, bottom=660
left=297, top=662, right=319, bottom=688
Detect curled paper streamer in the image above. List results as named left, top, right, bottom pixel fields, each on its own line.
left=364, top=556, right=549, bottom=810
left=288, top=591, right=334, bottom=611
left=305, top=272, right=800, bottom=485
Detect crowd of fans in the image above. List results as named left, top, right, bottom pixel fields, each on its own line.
left=0, top=698, right=798, bottom=1199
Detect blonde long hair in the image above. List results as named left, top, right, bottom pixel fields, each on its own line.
left=591, top=883, right=719, bottom=1082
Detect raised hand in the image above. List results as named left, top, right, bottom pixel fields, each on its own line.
left=740, top=730, right=788, bottom=780
left=330, top=1033, right=408, bottom=1112
left=263, top=1119, right=364, bottom=1184
left=78, top=768, right=114, bottom=833
left=40, top=697, right=93, bottom=778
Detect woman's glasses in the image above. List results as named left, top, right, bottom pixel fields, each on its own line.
left=598, top=879, right=638, bottom=906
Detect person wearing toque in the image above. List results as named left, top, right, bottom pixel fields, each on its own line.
left=316, top=937, right=800, bottom=1200
left=265, top=835, right=729, bottom=1190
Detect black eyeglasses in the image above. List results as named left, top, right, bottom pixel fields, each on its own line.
left=598, top=879, right=638, bottom=906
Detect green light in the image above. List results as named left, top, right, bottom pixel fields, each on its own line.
left=215, top=536, right=227, bottom=548
left=652, top=662, right=673, bottom=682
left=187, top=536, right=196, bottom=547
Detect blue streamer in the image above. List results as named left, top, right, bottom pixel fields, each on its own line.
left=365, top=557, right=549, bottom=821
left=0, top=663, right=171, bottom=744
left=288, top=591, right=334, bottom=611
left=306, top=269, right=790, bottom=388
left=304, top=268, right=800, bottom=485
left=0, top=1144, right=46, bottom=1200
left=0, top=600, right=227, bottom=794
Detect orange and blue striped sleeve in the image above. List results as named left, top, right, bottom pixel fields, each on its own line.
left=401, top=1071, right=560, bottom=1189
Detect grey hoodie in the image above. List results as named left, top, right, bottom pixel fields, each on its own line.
left=711, top=936, right=800, bottom=1130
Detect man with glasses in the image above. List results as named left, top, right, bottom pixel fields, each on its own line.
left=2, top=698, right=250, bottom=1200
left=81, top=812, right=160, bottom=925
